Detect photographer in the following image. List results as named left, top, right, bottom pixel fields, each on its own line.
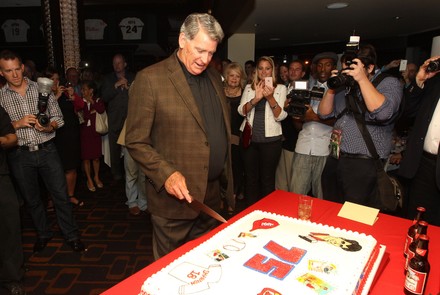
left=0, top=50, right=85, bottom=253
left=289, top=52, right=337, bottom=199
left=318, top=44, right=403, bottom=206
left=398, top=56, right=440, bottom=226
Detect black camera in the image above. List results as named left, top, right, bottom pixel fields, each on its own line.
left=286, top=85, right=325, bottom=118
left=327, top=68, right=356, bottom=90
left=327, top=36, right=360, bottom=90
left=36, top=77, right=53, bottom=127
left=426, top=58, right=440, bottom=73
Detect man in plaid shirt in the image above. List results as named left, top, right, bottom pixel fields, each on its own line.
left=0, top=50, right=85, bottom=254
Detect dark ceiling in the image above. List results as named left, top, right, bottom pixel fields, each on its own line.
left=3, top=0, right=440, bottom=52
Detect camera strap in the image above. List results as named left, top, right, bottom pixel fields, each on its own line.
left=336, top=73, right=402, bottom=125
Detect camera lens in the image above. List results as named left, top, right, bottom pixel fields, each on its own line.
left=37, top=114, right=50, bottom=127
left=426, top=58, right=440, bottom=73
left=328, top=74, right=348, bottom=90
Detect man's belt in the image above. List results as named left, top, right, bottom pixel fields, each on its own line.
left=340, top=152, right=372, bottom=160
left=18, top=139, right=54, bottom=152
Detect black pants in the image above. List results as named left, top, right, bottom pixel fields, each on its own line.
left=242, top=140, right=282, bottom=206
left=150, top=179, right=221, bottom=260
left=0, top=175, right=24, bottom=284
left=108, top=128, right=124, bottom=180
left=322, top=156, right=377, bottom=206
left=231, top=144, right=244, bottom=196
left=406, top=153, right=440, bottom=226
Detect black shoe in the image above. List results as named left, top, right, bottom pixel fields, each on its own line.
left=67, top=239, right=86, bottom=252
left=3, top=281, right=26, bottom=295
left=33, top=237, right=52, bottom=253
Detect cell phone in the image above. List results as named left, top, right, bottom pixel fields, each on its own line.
left=265, top=77, right=273, bottom=87
left=399, top=60, right=407, bottom=72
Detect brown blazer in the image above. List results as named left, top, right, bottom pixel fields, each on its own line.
left=125, top=52, right=233, bottom=219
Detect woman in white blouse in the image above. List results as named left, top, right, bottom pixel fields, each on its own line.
left=238, top=56, right=287, bottom=205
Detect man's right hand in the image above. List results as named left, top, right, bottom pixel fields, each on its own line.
left=114, top=77, right=128, bottom=89
left=164, top=171, right=192, bottom=203
left=416, top=55, right=440, bottom=88
left=13, top=114, right=37, bottom=129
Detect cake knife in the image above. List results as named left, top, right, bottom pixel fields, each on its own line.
left=189, top=199, right=227, bottom=223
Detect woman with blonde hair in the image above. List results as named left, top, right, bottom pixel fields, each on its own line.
left=238, top=56, right=287, bottom=205
left=223, top=62, right=246, bottom=213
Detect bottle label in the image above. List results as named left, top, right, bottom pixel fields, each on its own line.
left=404, top=267, right=428, bottom=294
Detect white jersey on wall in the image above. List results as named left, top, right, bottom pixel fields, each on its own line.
left=2, top=19, right=30, bottom=42
left=119, top=17, right=144, bottom=40
left=85, top=19, right=107, bottom=40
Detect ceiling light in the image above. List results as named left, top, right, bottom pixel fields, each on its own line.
left=326, top=2, right=349, bottom=9
left=270, top=38, right=280, bottom=41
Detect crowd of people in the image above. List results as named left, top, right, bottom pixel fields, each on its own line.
left=0, top=12, right=439, bottom=295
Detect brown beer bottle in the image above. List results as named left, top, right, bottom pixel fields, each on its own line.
left=405, top=221, right=428, bottom=273
left=404, top=234, right=430, bottom=295
left=404, top=207, right=426, bottom=258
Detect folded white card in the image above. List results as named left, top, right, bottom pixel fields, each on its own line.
left=337, top=201, right=379, bottom=225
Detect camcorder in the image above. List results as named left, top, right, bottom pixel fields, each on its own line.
left=327, top=36, right=360, bottom=90
left=286, top=81, right=325, bottom=119
left=36, top=77, right=54, bottom=127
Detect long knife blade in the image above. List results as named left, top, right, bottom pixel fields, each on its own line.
left=189, top=199, right=227, bottom=223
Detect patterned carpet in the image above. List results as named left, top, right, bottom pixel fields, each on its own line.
left=19, top=164, right=153, bottom=295
left=13, top=162, right=244, bottom=295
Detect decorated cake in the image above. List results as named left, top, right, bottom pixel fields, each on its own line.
left=140, top=210, right=384, bottom=295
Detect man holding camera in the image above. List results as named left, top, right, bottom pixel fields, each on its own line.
left=0, top=50, right=85, bottom=253
left=289, top=52, right=337, bottom=199
left=275, top=60, right=305, bottom=191
left=318, top=44, right=402, bottom=206
left=399, top=56, right=440, bottom=226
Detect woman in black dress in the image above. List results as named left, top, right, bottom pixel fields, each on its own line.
left=44, top=67, right=83, bottom=206
left=223, top=62, right=246, bottom=214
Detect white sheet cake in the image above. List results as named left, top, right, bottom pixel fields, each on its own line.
left=140, top=210, right=384, bottom=295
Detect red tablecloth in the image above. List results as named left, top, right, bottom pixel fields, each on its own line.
left=103, top=190, right=440, bottom=295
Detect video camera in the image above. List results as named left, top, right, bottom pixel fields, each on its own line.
left=36, top=77, right=53, bottom=127
left=327, top=36, right=360, bottom=90
left=286, top=81, right=325, bottom=118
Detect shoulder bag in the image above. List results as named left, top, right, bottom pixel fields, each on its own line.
left=95, top=100, right=108, bottom=134
left=241, top=103, right=252, bottom=149
left=351, top=96, right=403, bottom=212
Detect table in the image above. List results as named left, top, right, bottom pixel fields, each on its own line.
left=103, top=190, right=440, bottom=294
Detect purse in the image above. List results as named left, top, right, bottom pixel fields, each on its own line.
left=241, top=101, right=253, bottom=148
left=352, top=103, right=403, bottom=212
left=95, top=110, right=108, bottom=134
left=242, top=118, right=252, bottom=149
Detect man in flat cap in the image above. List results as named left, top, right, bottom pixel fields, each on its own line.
left=289, top=52, right=337, bottom=199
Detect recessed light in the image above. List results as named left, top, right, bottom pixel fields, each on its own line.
left=327, top=2, right=349, bottom=9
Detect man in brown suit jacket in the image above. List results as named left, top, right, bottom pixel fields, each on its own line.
left=125, top=13, right=233, bottom=259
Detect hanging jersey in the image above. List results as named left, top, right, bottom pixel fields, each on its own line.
left=85, top=19, right=107, bottom=40
left=2, top=19, right=30, bottom=42
left=119, top=17, right=144, bottom=40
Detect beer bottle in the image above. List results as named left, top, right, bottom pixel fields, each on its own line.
left=404, top=207, right=426, bottom=258
left=404, top=234, right=430, bottom=295
left=405, top=221, right=428, bottom=273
